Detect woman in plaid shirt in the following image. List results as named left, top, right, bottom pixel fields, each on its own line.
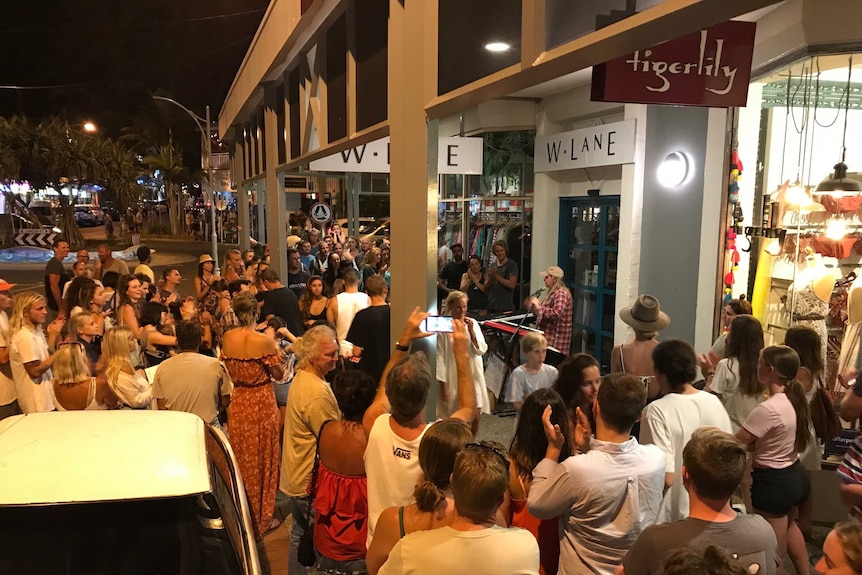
left=528, top=266, right=573, bottom=355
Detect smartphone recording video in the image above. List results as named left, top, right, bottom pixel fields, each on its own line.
left=421, top=316, right=454, bottom=333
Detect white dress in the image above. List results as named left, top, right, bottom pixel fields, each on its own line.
left=436, top=320, right=489, bottom=416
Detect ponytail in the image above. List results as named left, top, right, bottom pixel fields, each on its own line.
left=784, top=378, right=811, bottom=454
left=413, top=478, right=446, bottom=512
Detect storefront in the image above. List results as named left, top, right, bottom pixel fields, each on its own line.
left=218, top=0, right=780, bottom=362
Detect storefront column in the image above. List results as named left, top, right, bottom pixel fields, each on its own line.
left=637, top=105, right=727, bottom=351
left=264, top=83, right=288, bottom=282
left=233, top=134, right=251, bottom=253
left=256, top=184, right=267, bottom=245
left=389, top=0, right=439, bottom=400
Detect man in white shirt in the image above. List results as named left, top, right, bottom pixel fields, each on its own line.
left=640, top=339, right=733, bottom=524
left=362, top=308, right=477, bottom=547
left=0, top=280, right=18, bottom=420
left=379, top=441, right=539, bottom=575
left=528, top=374, right=666, bottom=575
left=329, top=268, right=369, bottom=357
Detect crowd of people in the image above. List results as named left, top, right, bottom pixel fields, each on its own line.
left=0, top=233, right=859, bottom=575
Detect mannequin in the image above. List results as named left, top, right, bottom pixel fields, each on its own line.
left=838, top=274, right=862, bottom=392
left=787, top=247, right=832, bottom=367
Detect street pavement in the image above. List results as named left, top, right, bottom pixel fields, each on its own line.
left=0, top=225, right=229, bottom=300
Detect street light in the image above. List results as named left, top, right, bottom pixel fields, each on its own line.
left=152, top=95, right=219, bottom=275
left=82, top=122, right=97, bottom=133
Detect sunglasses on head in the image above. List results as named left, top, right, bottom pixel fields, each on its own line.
left=464, top=442, right=509, bottom=468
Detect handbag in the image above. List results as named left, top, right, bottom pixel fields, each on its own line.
left=297, top=419, right=331, bottom=567
left=810, top=377, right=842, bottom=441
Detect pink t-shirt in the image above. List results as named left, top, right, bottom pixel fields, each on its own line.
left=742, top=392, right=799, bottom=469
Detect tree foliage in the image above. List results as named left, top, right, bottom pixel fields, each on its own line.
left=0, top=115, right=144, bottom=247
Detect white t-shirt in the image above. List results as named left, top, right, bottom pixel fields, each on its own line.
left=436, top=320, right=489, bottom=416
left=378, top=525, right=539, bottom=575
left=505, top=363, right=558, bottom=403
left=742, top=392, right=799, bottom=469
left=640, top=390, right=732, bottom=523
left=334, top=291, right=370, bottom=356
left=0, top=312, right=14, bottom=406
left=10, top=326, right=54, bottom=413
left=364, top=414, right=431, bottom=547
left=711, top=357, right=764, bottom=432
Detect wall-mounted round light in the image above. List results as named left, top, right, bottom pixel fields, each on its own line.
left=657, top=152, right=692, bottom=188
left=484, top=42, right=511, bottom=53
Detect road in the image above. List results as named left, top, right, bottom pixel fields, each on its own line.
left=0, top=229, right=233, bottom=301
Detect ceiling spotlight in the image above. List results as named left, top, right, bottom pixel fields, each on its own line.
left=484, top=42, right=511, bottom=53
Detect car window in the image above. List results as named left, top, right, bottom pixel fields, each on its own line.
left=0, top=496, right=245, bottom=574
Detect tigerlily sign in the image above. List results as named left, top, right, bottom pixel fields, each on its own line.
left=591, top=20, right=756, bottom=108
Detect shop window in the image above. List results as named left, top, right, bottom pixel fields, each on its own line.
left=354, top=0, right=388, bottom=131
left=560, top=196, right=620, bottom=370
left=327, top=14, right=348, bottom=143
left=544, top=0, right=665, bottom=51
left=276, top=82, right=286, bottom=165
left=288, top=67, right=301, bottom=160
left=437, top=0, right=521, bottom=96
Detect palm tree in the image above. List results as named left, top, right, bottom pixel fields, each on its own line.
left=144, top=143, right=185, bottom=235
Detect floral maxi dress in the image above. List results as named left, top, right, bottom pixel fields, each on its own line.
left=221, top=352, right=281, bottom=539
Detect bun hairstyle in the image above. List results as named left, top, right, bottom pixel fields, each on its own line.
left=414, top=418, right=473, bottom=512
left=760, top=345, right=810, bottom=453
left=231, top=292, right=259, bottom=327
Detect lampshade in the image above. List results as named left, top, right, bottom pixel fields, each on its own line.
left=814, top=162, right=862, bottom=193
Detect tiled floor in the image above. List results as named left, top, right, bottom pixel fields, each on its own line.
left=258, top=516, right=290, bottom=575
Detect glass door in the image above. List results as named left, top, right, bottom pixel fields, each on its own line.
left=559, top=196, right=620, bottom=370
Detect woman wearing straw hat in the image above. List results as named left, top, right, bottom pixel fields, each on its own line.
left=527, top=266, right=573, bottom=356
left=611, top=294, right=670, bottom=400
left=195, top=254, right=221, bottom=316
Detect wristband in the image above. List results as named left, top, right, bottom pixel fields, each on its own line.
left=394, top=342, right=410, bottom=352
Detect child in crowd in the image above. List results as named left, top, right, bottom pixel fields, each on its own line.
left=505, top=333, right=558, bottom=411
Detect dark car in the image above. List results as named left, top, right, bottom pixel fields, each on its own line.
left=74, top=206, right=97, bottom=227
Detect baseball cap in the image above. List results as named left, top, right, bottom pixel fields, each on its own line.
left=540, top=266, right=565, bottom=279
left=0, top=279, right=17, bottom=292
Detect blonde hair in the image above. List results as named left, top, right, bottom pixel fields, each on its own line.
left=10, top=292, right=45, bottom=336
left=53, top=343, right=92, bottom=385
left=232, top=292, right=259, bottom=327
left=101, top=326, right=135, bottom=386
left=444, top=290, right=468, bottom=310
left=293, top=325, right=337, bottom=370
left=546, top=276, right=569, bottom=296
left=67, top=312, right=95, bottom=342
left=521, top=332, right=547, bottom=354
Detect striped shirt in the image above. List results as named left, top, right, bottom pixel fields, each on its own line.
left=838, top=435, right=862, bottom=484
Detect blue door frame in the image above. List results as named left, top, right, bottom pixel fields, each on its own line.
left=558, top=196, right=620, bottom=370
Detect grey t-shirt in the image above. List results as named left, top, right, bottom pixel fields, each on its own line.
left=487, top=258, right=518, bottom=312
left=505, top=364, right=558, bottom=403
left=623, top=514, right=780, bottom=575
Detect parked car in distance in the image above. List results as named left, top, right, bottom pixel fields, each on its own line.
left=0, top=411, right=261, bottom=575
left=73, top=205, right=97, bottom=227
left=27, top=200, right=56, bottom=227
left=77, top=203, right=105, bottom=225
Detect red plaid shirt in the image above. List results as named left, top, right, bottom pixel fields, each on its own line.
left=538, top=287, right=573, bottom=355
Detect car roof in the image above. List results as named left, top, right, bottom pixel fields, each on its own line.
left=0, top=411, right=211, bottom=506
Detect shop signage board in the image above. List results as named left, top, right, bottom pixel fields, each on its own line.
left=309, top=136, right=483, bottom=174
left=534, top=120, right=636, bottom=173
left=310, top=202, right=333, bottom=225
left=591, top=20, right=756, bottom=108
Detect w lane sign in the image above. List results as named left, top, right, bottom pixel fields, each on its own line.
left=309, top=136, right=483, bottom=175
left=534, top=120, right=636, bottom=174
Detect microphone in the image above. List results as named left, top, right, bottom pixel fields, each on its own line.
left=530, top=288, right=544, bottom=298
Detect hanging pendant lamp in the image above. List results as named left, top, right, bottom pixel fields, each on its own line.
left=815, top=55, right=862, bottom=193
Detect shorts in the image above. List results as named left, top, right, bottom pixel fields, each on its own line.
left=272, top=381, right=290, bottom=407
left=750, top=459, right=810, bottom=516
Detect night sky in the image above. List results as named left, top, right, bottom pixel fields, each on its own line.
left=0, top=0, right=269, bottom=136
